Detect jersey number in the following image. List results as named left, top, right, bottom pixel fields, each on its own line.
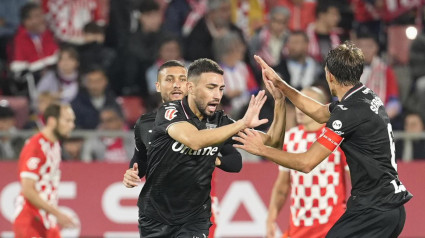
left=390, top=179, right=406, bottom=194
left=387, top=123, right=397, bottom=171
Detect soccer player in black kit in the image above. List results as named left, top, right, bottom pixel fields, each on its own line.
left=234, top=43, right=413, bottom=238
left=126, top=59, right=286, bottom=237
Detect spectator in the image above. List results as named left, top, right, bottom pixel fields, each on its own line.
left=214, top=31, right=258, bottom=117
left=276, top=0, right=316, bottom=31
left=280, top=31, right=321, bottom=90
left=249, top=6, right=290, bottom=68
left=230, top=0, right=265, bottom=39
left=120, top=0, right=164, bottom=96
left=78, top=22, right=115, bottom=73
left=145, top=35, right=189, bottom=108
left=36, top=46, right=80, bottom=103
left=10, top=2, right=58, bottom=81
left=184, top=0, right=245, bottom=61
left=409, top=32, right=425, bottom=118
left=42, top=0, right=108, bottom=45
left=163, top=0, right=208, bottom=38
left=81, top=107, right=133, bottom=162
left=396, top=112, right=425, bottom=160
left=71, top=66, right=121, bottom=129
left=357, top=32, right=401, bottom=120
left=306, top=0, right=341, bottom=63
left=25, top=91, right=59, bottom=130
left=0, top=0, right=28, bottom=62
left=0, top=100, right=25, bottom=160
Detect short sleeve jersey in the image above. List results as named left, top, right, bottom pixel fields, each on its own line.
left=318, top=83, right=412, bottom=211
left=138, top=97, right=235, bottom=225
left=280, top=125, right=348, bottom=238
left=16, top=132, right=62, bottom=229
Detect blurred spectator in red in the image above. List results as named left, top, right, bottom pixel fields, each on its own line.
left=36, top=46, right=80, bottom=103
left=214, top=31, right=258, bottom=117
left=81, top=107, right=133, bottom=162
left=10, top=2, right=58, bottom=81
left=184, top=0, right=245, bottom=62
left=0, top=100, right=25, bottom=160
left=78, top=21, right=115, bottom=73
left=163, top=0, right=207, bottom=38
left=356, top=32, right=401, bottom=120
left=306, top=0, right=340, bottom=64
left=0, top=0, right=28, bottom=62
left=276, top=0, right=316, bottom=31
left=146, top=35, right=189, bottom=108
left=41, top=0, right=108, bottom=45
left=119, top=0, right=164, bottom=96
left=249, top=6, right=290, bottom=68
left=71, top=66, right=121, bottom=129
left=280, top=31, right=321, bottom=90
left=396, top=112, right=425, bottom=160
left=230, top=0, right=265, bottom=39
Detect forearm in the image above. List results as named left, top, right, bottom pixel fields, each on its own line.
left=275, top=81, right=330, bottom=123
left=129, top=149, right=147, bottom=178
left=260, top=146, right=310, bottom=173
left=264, top=99, right=286, bottom=148
left=23, top=188, right=60, bottom=217
left=267, top=185, right=288, bottom=223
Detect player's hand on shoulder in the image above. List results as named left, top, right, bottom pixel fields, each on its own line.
left=241, top=90, right=269, bottom=128
left=123, top=163, right=140, bottom=188
left=57, top=210, right=77, bottom=228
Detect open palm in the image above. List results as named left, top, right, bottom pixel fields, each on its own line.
left=242, top=90, right=269, bottom=128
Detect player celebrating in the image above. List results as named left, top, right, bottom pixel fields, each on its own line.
left=235, top=44, right=412, bottom=237
left=123, top=60, right=242, bottom=237
left=137, top=58, right=285, bottom=237
left=14, top=103, right=77, bottom=238
left=267, top=87, right=349, bottom=238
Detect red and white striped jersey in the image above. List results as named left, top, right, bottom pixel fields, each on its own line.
left=15, top=132, right=62, bottom=229
left=279, top=125, right=348, bottom=238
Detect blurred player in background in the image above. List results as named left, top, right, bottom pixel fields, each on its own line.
left=267, top=87, right=349, bottom=238
left=14, top=103, right=77, bottom=238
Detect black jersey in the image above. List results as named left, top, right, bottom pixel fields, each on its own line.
left=325, top=83, right=412, bottom=211
left=138, top=97, right=236, bottom=225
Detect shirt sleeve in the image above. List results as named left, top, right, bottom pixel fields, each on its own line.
left=155, top=102, right=189, bottom=134
left=19, top=144, right=46, bottom=181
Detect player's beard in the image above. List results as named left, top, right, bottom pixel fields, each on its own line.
left=194, top=99, right=217, bottom=118
left=53, top=126, right=67, bottom=141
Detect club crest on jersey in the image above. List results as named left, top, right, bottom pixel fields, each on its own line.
left=27, top=157, right=41, bottom=170
left=332, top=120, right=342, bottom=130
left=165, top=109, right=178, bottom=121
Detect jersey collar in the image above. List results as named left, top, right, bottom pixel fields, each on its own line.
left=181, top=96, right=197, bottom=119
left=341, top=83, right=365, bottom=101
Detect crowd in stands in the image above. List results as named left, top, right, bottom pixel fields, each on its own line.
left=0, top=0, right=424, bottom=161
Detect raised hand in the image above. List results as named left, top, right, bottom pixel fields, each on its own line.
left=254, top=55, right=286, bottom=87
left=123, top=163, right=140, bottom=188
left=233, top=128, right=266, bottom=156
left=263, top=71, right=285, bottom=101
left=241, top=90, right=269, bottom=128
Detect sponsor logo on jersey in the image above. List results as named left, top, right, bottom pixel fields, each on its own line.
left=172, top=142, right=218, bottom=156
left=332, top=120, right=342, bottom=130
left=165, top=109, right=178, bottom=121
left=370, top=97, right=384, bottom=114
left=337, top=105, right=348, bottom=110
left=362, top=88, right=371, bottom=94
left=27, top=157, right=41, bottom=170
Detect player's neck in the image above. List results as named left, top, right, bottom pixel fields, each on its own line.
left=335, top=84, right=355, bottom=101
left=41, top=128, right=58, bottom=142
left=188, top=97, right=204, bottom=121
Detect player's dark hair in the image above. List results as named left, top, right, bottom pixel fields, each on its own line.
left=315, top=0, right=339, bottom=17
left=139, top=0, right=160, bottom=13
left=83, top=21, right=104, bottom=34
left=20, top=2, right=41, bottom=22
left=188, top=58, right=223, bottom=81
left=158, top=60, right=185, bottom=74
left=325, top=41, right=364, bottom=86
left=44, top=103, right=67, bottom=121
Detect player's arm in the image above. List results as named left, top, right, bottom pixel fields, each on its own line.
left=216, top=142, right=242, bottom=173
left=21, top=178, right=76, bottom=228
left=168, top=91, right=268, bottom=151
left=233, top=128, right=339, bottom=173
left=258, top=76, right=286, bottom=148
left=254, top=55, right=331, bottom=124
left=267, top=170, right=290, bottom=238
left=124, top=121, right=147, bottom=188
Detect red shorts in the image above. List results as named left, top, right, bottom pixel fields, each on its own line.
left=14, top=208, right=60, bottom=238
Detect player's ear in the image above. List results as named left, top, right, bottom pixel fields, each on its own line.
left=188, top=81, right=195, bottom=95
left=156, top=81, right=160, bottom=93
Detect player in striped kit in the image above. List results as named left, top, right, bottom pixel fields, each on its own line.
left=14, top=103, right=77, bottom=238
left=267, top=87, right=349, bottom=238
